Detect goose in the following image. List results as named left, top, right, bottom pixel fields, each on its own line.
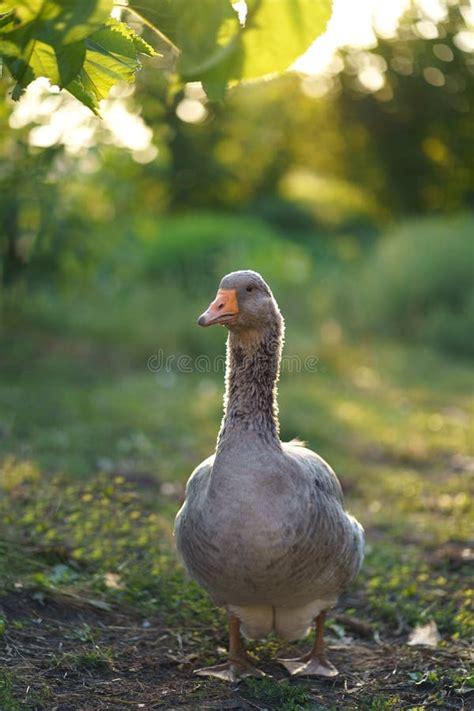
left=174, top=270, right=364, bottom=681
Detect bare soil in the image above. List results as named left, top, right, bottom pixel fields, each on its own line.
left=1, top=591, right=471, bottom=710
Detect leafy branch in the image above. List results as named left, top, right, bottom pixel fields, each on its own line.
left=0, top=0, right=332, bottom=111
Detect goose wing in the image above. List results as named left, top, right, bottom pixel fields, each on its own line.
left=282, top=440, right=344, bottom=503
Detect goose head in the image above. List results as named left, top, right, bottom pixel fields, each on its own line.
left=198, top=270, right=281, bottom=332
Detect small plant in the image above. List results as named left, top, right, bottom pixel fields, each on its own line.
left=55, top=646, right=114, bottom=672
left=71, top=623, right=95, bottom=643
left=240, top=677, right=314, bottom=710
left=0, top=671, right=18, bottom=711
left=409, top=669, right=440, bottom=685
left=359, top=694, right=402, bottom=710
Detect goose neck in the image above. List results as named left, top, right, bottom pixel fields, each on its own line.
left=216, top=322, right=283, bottom=450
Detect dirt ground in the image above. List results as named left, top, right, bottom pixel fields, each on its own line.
left=1, top=591, right=471, bottom=711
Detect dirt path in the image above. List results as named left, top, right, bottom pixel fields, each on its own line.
left=1, top=592, right=471, bottom=710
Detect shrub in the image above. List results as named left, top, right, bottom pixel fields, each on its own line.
left=139, top=212, right=312, bottom=291
left=350, top=214, right=474, bottom=356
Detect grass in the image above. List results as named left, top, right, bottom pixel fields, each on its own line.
left=0, top=671, right=16, bottom=711
left=0, top=299, right=473, bottom=709
left=239, top=677, right=314, bottom=709
left=54, top=647, right=115, bottom=671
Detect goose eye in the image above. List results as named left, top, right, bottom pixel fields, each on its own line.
left=246, top=285, right=253, bottom=292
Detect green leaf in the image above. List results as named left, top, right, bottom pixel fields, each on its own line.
left=5, top=34, right=84, bottom=96
left=1, top=3, right=153, bottom=107
left=67, top=74, right=97, bottom=113
left=0, top=0, right=45, bottom=23
left=40, top=0, right=114, bottom=46
left=0, top=12, right=17, bottom=32
left=5, top=38, right=55, bottom=97
left=1, top=0, right=113, bottom=98
left=128, top=0, right=240, bottom=77
left=105, top=17, right=157, bottom=58
left=28, top=38, right=59, bottom=82
left=66, top=21, right=151, bottom=113
left=1, top=0, right=332, bottom=109
left=1, top=0, right=114, bottom=44
left=128, top=0, right=332, bottom=98
left=56, top=41, right=86, bottom=85
left=0, top=37, right=21, bottom=56
left=240, top=0, right=333, bottom=80
left=203, top=0, right=332, bottom=96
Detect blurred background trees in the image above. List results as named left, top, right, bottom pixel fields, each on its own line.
left=1, top=0, right=473, bottom=364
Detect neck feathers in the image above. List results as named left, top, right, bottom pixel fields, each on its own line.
left=217, top=316, right=284, bottom=448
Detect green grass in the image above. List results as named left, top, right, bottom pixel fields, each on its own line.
left=0, top=671, right=51, bottom=711
left=0, top=671, right=17, bottom=711
left=54, top=647, right=115, bottom=671
left=239, top=677, right=315, bottom=710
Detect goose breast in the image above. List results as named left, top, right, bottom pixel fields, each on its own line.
left=175, top=441, right=364, bottom=608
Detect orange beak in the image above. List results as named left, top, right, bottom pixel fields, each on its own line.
left=198, top=288, right=239, bottom=327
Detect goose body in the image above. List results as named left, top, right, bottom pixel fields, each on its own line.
left=175, top=270, right=364, bottom=679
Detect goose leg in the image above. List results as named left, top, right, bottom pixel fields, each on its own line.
left=194, top=613, right=266, bottom=682
left=278, top=611, right=338, bottom=677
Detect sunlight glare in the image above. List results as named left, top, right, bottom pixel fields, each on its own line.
left=293, top=0, right=411, bottom=75
left=176, top=98, right=208, bottom=124
left=8, top=78, right=157, bottom=162
left=101, top=101, right=154, bottom=152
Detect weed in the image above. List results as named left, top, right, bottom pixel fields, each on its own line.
left=240, top=677, right=315, bottom=710
left=55, top=646, right=114, bottom=671
left=358, top=695, right=402, bottom=711
left=0, top=671, right=18, bottom=711
left=71, top=623, right=95, bottom=643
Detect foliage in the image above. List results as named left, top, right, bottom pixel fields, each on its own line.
left=347, top=214, right=474, bottom=356
left=129, top=0, right=332, bottom=100
left=0, top=462, right=225, bottom=632
left=336, top=0, right=474, bottom=214
left=139, top=211, right=312, bottom=290
left=0, top=672, right=14, bottom=711
left=363, top=545, right=473, bottom=638
left=0, top=1, right=156, bottom=112
left=240, top=677, right=313, bottom=710
left=140, top=0, right=474, bottom=220
left=0, top=0, right=332, bottom=108
left=154, top=73, right=381, bottom=224
left=2, top=3, right=474, bottom=294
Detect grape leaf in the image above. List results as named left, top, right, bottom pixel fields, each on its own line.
left=0, top=0, right=114, bottom=44
left=1, top=0, right=333, bottom=109
left=56, top=42, right=86, bottom=85
left=67, top=20, right=155, bottom=114
left=127, top=0, right=332, bottom=99
left=128, top=0, right=241, bottom=77
left=240, top=0, right=332, bottom=80
left=6, top=37, right=85, bottom=98
left=1, top=2, right=155, bottom=108
left=105, top=17, right=156, bottom=59
left=0, top=11, right=18, bottom=33
left=23, top=39, right=59, bottom=84
left=0, top=0, right=45, bottom=24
